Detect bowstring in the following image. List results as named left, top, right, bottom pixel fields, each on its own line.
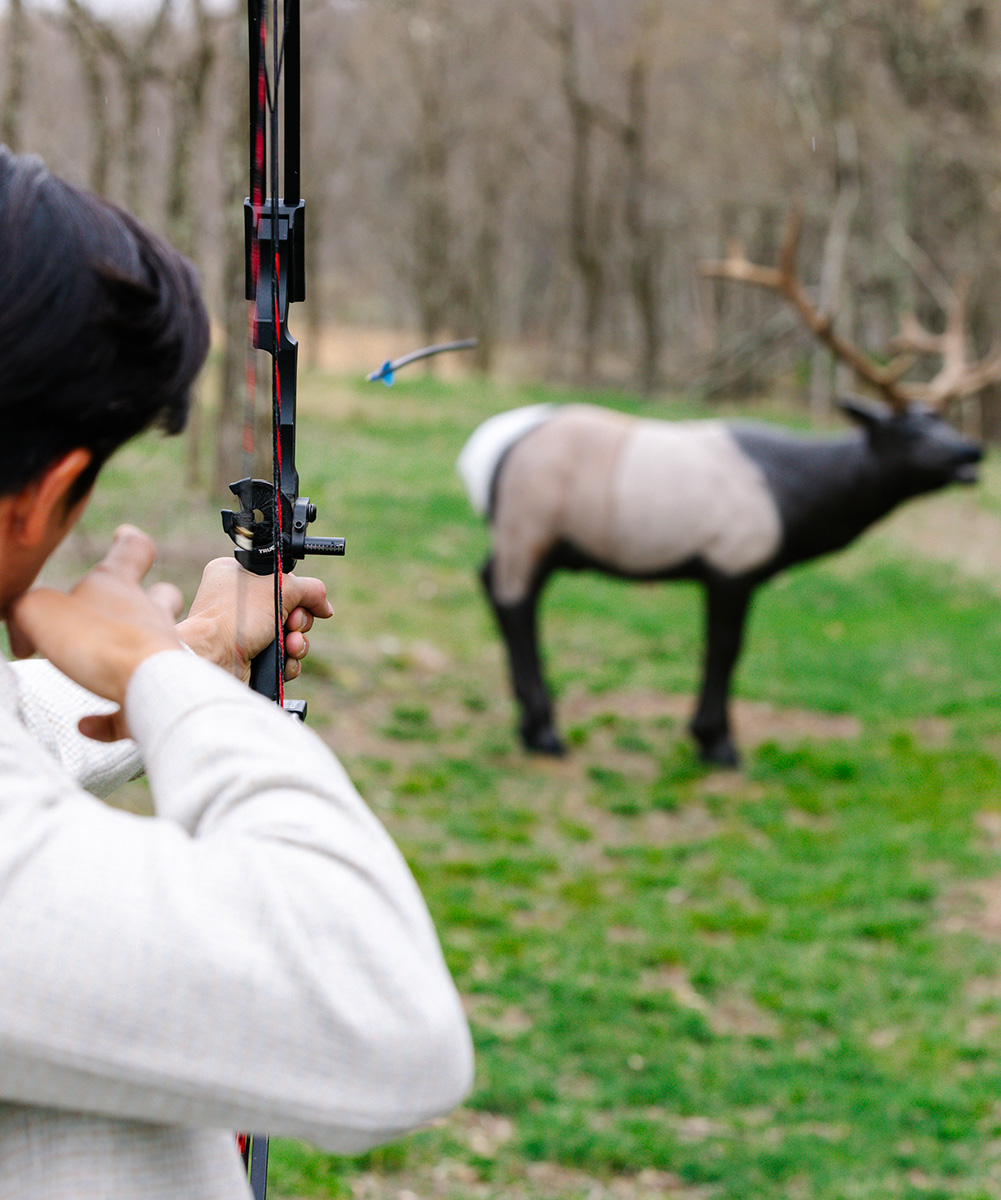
left=268, top=0, right=285, bottom=704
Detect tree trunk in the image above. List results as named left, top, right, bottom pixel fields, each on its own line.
left=61, top=0, right=112, bottom=195
left=809, top=119, right=860, bottom=421
left=100, top=0, right=173, bottom=217
left=163, top=0, right=218, bottom=489
left=412, top=84, right=451, bottom=350
left=621, top=52, right=662, bottom=394
left=166, top=0, right=216, bottom=258
left=214, top=49, right=250, bottom=499
left=557, top=4, right=606, bottom=382
left=2, top=0, right=28, bottom=152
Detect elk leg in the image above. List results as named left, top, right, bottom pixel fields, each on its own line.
left=480, top=557, right=564, bottom=756
left=689, top=580, right=753, bottom=767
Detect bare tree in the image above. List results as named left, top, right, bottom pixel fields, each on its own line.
left=808, top=119, right=861, bottom=419
left=57, top=0, right=174, bottom=211
left=410, top=75, right=451, bottom=346
left=59, top=0, right=113, bottom=194
left=163, top=0, right=223, bottom=489
left=701, top=208, right=1001, bottom=410
left=616, top=8, right=667, bottom=395
left=446, top=3, right=533, bottom=372
left=551, top=0, right=611, bottom=381
left=2, top=0, right=29, bottom=152
left=76, top=0, right=174, bottom=215
left=214, top=28, right=250, bottom=498
left=868, top=0, right=1001, bottom=436
left=398, top=6, right=455, bottom=349
left=165, top=0, right=219, bottom=259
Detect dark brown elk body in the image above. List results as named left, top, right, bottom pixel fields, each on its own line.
left=458, top=399, right=982, bottom=766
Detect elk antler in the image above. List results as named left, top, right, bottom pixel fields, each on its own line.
left=888, top=276, right=1001, bottom=408
left=699, top=208, right=1001, bottom=411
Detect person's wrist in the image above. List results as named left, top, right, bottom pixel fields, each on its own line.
left=175, top=613, right=242, bottom=674
left=174, top=614, right=220, bottom=663
left=107, top=630, right=183, bottom=705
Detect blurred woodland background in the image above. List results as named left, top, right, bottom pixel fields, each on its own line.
left=2, top=0, right=1000, bottom=448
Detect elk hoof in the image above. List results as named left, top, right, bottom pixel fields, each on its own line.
left=521, top=723, right=566, bottom=757
left=693, top=732, right=740, bottom=769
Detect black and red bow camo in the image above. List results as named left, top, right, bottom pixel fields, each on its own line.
left=224, top=3, right=344, bottom=1195
left=222, top=0, right=344, bottom=711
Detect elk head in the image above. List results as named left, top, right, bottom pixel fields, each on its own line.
left=838, top=393, right=982, bottom=493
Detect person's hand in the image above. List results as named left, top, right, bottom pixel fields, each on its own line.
left=176, top=558, right=333, bottom=684
left=7, top=526, right=183, bottom=739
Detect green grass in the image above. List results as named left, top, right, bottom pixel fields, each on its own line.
left=51, top=372, right=1001, bottom=1199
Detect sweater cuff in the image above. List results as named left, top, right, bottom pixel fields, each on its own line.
left=125, top=650, right=251, bottom=752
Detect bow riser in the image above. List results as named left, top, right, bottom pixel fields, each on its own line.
left=246, top=196, right=304, bottom=520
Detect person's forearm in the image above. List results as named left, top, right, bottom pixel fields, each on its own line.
left=0, top=652, right=472, bottom=1147
left=9, top=658, right=142, bottom=795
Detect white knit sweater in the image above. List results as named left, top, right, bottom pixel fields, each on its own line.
left=0, top=651, right=472, bottom=1199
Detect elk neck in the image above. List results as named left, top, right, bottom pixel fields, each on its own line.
left=728, top=425, right=914, bottom=570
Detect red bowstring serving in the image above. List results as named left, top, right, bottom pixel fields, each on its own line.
left=243, top=0, right=286, bottom=703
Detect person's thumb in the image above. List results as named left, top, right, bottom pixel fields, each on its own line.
left=78, top=710, right=131, bottom=743
left=148, top=581, right=184, bottom=621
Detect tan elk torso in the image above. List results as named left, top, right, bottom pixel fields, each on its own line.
left=466, top=404, right=782, bottom=605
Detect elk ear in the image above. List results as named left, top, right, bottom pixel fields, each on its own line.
left=837, top=393, right=892, bottom=434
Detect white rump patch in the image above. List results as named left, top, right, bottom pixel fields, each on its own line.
left=457, top=404, right=556, bottom=516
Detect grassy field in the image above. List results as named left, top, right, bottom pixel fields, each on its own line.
left=48, top=371, right=1001, bottom=1200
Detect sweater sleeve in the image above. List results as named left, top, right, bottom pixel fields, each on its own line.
left=0, top=650, right=473, bottom=1151
left=10, top=658, right=143, bottom=797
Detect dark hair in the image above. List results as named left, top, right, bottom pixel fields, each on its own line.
left=0, top=148, right=210, bottom=501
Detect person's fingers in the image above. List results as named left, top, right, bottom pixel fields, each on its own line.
left=284, top=631, right=309, bottom=661
left=95, top=525, right=157, bottom=584
left=148, top=581, right=185, bottom=621
left=284, top=606, right=316, bottom=635
left=78, top=710, right=130, bottom=743
left=281, top=575, right=333, bottom=621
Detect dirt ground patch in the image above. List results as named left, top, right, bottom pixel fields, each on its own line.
left=873, top=488, right=1001, bottom=591
left=342, top=1104, right=715, bottom=1200
left=336, top=1108, right=716, bottom=1199
left=346, top=1165, right=709, bottom=1200
left=943, top=877, right=1001, bottom=940
left=559, top=688, right=862, bottom=749
left=939, top=818, right=1001, bottom=942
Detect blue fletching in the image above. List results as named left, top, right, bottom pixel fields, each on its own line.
left=366, top=339, right=476, bottom=384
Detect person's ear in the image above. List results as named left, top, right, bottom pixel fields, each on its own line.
left=9, top=449, right=93, bottom=547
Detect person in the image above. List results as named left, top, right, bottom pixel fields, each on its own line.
left=0, top=148, right=473, bottom=1198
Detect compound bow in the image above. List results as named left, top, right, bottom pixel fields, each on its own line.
left=222, top=1, right=343, bottom=1193
left=222, top=0, right=344, bottom=698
